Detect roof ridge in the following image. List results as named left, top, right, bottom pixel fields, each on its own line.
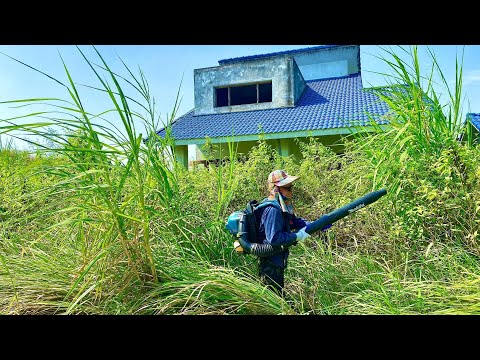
left=305, top=72, right=361, bottom=82
left=218, top=45, right=349, bottom=64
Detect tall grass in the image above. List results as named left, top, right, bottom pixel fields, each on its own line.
left=0, top=45, right=479, bottom=314
left=357, top=45, right=469, bottom=192
left=351, top=46, right=479, bottom=252
left=0, top=46, right=186, bottom=312
left=0, top=46, right=293, bottom=314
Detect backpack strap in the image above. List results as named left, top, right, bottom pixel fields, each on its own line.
left=245, top=200, right=259, bottom=243
left=257, top=198, right=293, bottom=232
left=255, top=198, right=282, bottom=211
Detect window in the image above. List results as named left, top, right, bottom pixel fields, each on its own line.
left=216, top=87, right=228, bottom=107
left=258, top=82, right=272, bottom=103
left=215, top=81, right=272, bottom=107
left=230, top=84, right=257, bottom=106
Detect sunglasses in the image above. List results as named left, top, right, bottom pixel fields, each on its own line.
left=282, top=185, right=294, bottom=190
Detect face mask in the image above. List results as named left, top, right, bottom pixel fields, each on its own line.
left=273, top=188, right=294, bottom=214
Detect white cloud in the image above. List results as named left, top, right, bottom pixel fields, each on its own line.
left=463, top=70, right=480, bottom=86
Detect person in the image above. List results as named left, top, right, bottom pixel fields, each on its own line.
left=254, top=169, right=331, bottom=296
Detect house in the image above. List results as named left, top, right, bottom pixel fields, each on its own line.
left=465, top=113, right=480, bottom=145
left=155, top=45, right=391, bottom=168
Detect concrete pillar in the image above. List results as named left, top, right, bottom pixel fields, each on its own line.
left=278, top=138, right=291, bottom=157
left=174, top=145, right=188, bottom=169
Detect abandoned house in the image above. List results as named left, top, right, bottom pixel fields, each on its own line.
left=465, top=113, right=480, bottom=145
left=155, top=45, right=393, bottom=168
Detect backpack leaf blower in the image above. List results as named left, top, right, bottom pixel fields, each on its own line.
left=231, top=188, right=387, bottom=256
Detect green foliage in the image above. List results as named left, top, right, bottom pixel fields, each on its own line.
left=351, top=46, right=480, bottom=261
left=0, top=45, right=479, bottom=314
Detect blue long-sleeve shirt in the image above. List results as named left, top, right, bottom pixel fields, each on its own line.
left=256, top=200, right=309, bottom=268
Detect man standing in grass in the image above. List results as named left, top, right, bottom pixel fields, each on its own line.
left=254, top=169, right=331, bottom=295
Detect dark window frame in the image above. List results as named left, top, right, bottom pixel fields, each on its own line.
left=215, top=81, right=272, bottom=108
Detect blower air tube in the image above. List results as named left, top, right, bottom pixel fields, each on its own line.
left=240, top=188, right=387, bottom=257
left=305, top=188, right=387, bottom=234
left=237, top=213, right=281, bottom=257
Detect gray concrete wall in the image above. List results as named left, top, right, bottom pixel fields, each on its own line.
left=292, top=59, right=307, bottom=104
left=194, top=57, right=299, bottom=116
left=292, top=45, right=360, bottom=80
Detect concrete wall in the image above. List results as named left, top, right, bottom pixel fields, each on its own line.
left=292, top=45, right=360, bottom=80
left=292, top=59, right=307, bottom=104
left=194, top=57, right=301, bottom=116
left=193, top=45, right=360, bottom=117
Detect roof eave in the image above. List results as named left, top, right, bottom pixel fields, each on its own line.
left=171, top=125, right=390, bottom=146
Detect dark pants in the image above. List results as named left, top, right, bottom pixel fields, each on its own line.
left=258, top=258, right=285, bottom=296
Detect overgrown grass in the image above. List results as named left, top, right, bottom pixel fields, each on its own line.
left=0, top=45, right=479, bottom=314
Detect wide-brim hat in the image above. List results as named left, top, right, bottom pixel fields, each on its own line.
left=268, top=169, right=299, bottom=187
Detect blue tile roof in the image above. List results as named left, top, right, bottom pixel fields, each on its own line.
left=218, top=45, right=341, bottom=65
left=156, top=73, right=391, bottom=141
left=467, top=113, right=480, bottom=131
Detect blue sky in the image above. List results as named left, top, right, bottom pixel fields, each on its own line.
left=0, top=45, right=478, bottom=151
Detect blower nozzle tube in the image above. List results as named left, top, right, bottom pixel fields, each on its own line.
left=238, top=189, right=387, bottom=257
left=305, top=188, right=387, bottom=234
